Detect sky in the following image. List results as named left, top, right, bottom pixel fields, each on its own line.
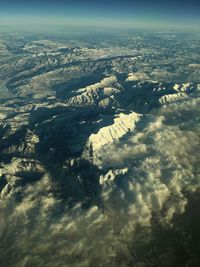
left=0, top=0, right=199, bottom=29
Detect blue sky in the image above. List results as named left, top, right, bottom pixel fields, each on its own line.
left=0, top=0, right=199, bottom=29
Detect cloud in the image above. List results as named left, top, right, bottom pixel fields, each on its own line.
left=0, top=97, right=200, bottom=266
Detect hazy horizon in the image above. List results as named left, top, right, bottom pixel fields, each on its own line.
left=0, top=0, right=199, bottom=31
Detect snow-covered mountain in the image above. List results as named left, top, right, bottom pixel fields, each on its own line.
left=0, top=30, right=200, bottom=267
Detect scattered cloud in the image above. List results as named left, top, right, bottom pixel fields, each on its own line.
left=0, top=98, right=200, bottom=267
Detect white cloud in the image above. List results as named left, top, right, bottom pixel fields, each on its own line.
left=0, top=97, right=200, bottom=266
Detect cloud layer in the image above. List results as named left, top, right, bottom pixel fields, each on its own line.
left=0, top=97, right=200, bottom=267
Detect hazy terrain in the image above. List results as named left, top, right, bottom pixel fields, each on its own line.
left=0, top=29, right=200, bottom=267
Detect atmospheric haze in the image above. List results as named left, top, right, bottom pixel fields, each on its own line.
left=0, top=0, right=200, bottom=30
